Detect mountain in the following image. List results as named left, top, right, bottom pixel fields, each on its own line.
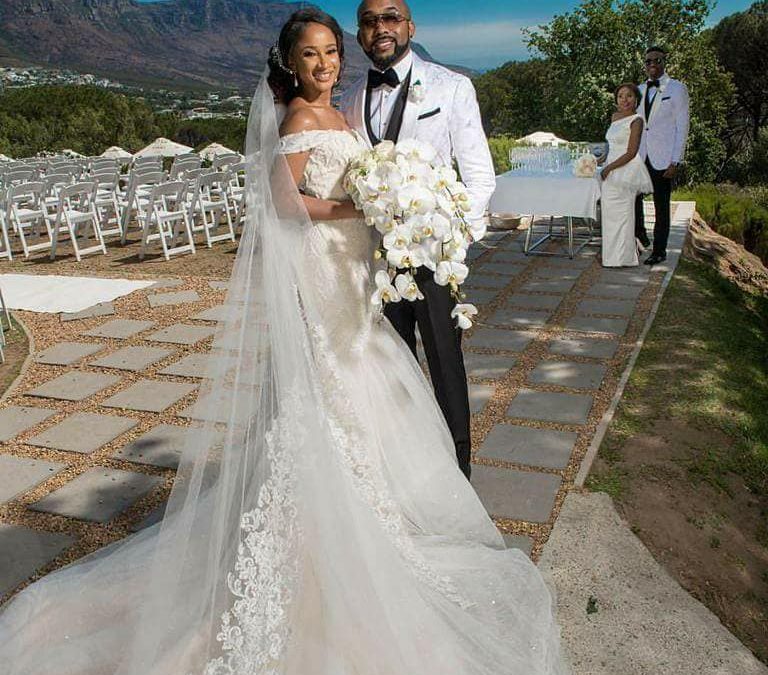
left=0, top=0, right=471, bottom=90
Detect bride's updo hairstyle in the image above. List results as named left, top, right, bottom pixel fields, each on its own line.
left=267, top=8, right=346, bottom=104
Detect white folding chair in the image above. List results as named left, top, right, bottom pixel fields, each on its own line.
left=119, top=169, right=166, bottom=244
left=92, top=170, right=123, bottom=238
left=0, top=188, right=13, bottom=260
left=226, top=162, right=247, bottom=229
left=138, top=180, right=196, bottom=261
left=170, top=156, right=202, bottom=180
left=50, top=181, right=107, bottom=261
left=213, top=153, right=241, bottom=171
left=7, top=181, right=54, bottom=258
left=189, top=171, right=236, bottom=247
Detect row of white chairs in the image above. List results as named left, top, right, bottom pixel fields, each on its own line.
left=0, top=162, right=246, bottom=263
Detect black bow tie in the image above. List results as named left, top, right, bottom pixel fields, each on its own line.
left=647, top=79, right=660, bottom=89
left=367, top=68, right=399, bottom=89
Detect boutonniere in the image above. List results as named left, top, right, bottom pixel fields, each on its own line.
left=408, top=80, right=426, bottom=103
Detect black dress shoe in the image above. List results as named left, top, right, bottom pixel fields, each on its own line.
left=644, top=253, right=666, bottom=265
left=638, top=232, right=651, bottom=248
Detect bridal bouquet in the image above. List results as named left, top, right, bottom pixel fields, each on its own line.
left=573, top=153, right=598, bottom=178
left=343, top=139, right=478, bottom=329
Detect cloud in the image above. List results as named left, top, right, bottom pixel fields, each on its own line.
left=414, top=20, right=537, bottom=69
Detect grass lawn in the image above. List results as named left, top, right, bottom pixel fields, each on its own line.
left=588, top=257, right=768, bottom=664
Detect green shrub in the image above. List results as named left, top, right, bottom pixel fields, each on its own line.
left=487, top=136, right=526, bottom=174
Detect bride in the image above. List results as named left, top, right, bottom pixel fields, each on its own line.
left=0, top=9, right=568, bottom=674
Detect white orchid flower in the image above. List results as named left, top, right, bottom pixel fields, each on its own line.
left=386, top=246, right=427, bottom=269
left=394, top=273, right=424, bottom=302
left=417, top=238, right=442, bottom=271
left=395, top=138, right=436, bottom=164
left=435, top=261, right=469, bottom=287
left=442, top=238, right=468, bottom=262
left=396, top=184, right=437, bottom=215
left=451, top=303, right=478, bottom=330
left=383, top=223, right=414, bottom=250
left=371, top=270, right=401, bottom=307
left=373, top=140, right=396, bottom=161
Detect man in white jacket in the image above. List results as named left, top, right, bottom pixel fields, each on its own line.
left=634, top=46, right=690, bottom=265
left=340, top=0, right=496, bottom=479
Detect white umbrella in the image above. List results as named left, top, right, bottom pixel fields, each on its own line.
left=0, top=154, right=12, bottom=162
left=101, top=146, right=133, bottom=160
left=135, top=137, right=194, bottom=158
left=199, top=142, right=240, bottom=162
left=516, top=131, right=569, bottom=147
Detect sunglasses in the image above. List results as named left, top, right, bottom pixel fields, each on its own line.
left=644, top=57, right=664, bottom=65
left=359, top=12, right=410, bottom=30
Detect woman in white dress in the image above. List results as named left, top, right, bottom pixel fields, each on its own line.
left=0, top=9, right=568, bottom=674
left=599, top=83, right=653, bottom=267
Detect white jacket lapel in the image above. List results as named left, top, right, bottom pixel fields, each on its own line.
left=347, top=76, right=371, bottom=149
left=397, top=53, right=425, bottom=141
left=647, top=74, right=670, bottom=125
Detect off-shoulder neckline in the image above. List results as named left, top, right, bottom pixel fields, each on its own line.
left=279, top=129, right=359, bottom=142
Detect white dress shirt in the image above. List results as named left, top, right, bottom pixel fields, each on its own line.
left=368, top=51, right=413, bottom=140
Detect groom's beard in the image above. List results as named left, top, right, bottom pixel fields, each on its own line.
left=365, top=38, right=410, bottom=70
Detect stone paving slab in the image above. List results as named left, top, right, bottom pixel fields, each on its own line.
left=586, top=283, right=645, bottom=300
left=145, top=324, right=217, bottom=346
left=0, top=525, right=76, bottom=596
left=463, top=352, right=516, bottom=380
left=528, top=360, right=608, bottom=390
left=478, top=423, right=577, bottom=470
left=465, top=289, right=499, bottom=305
left=487, top=308, right=551, bottom=329
left=531, top=267, right=583, bottom=281
left=27, top=413, right=138, bottom=454
left=464, top=274, right=510, bottom=290
left=158, top=353, right=224, bottom=379
left=150, top=278, right=185, bottom=289
left=113, top=423, right=208, bottom=469
left=0, top=406, right=58, bottom=442
left=505, top=294, right=563, bottom=310
left=469, top=383, right=496, bottom=414
left=506, top=388, right=593, bottom=425
left=540, top=256, right=594, bottom=269
left=519, top=278, right=576, bottom=294
left=471, top=464, right=561, bottom=522
left=91, top=346, right=176, bottom=372
left=191, top=306, right=232, bottom=322
left=566, top=316, right=629, bottom=336
left=179, top=394, right=235, bottom=424
left=83, top=319, right=155, bottom=339
left=29, top=467, right=163, bottom=523
left=489, top=251, right=529, bottom=263
left=0, top=454, right=66, bottom=502
left=502, top=533, right=534, bottom=557
left=474, top=262, right=526, bottom=276
left=129, top=503, right=167, bottom=532
left=28, top=372, right=121, bottom=402
left=576, top=298, right=636, bottom=317
left=102, top=380, right=197, bottom=413
left=598, top=269, right=650, bottom=285
left=60, top=302, right=115, bottom=322
left=34, top=342, right=105, bottom=366
left=208, top=280, right=229, bottom=290
left=468, top=328, right=536, bottom=352
left=549, top=337, right=619, bottom=360
left=147, top=290, right=201, bottom=308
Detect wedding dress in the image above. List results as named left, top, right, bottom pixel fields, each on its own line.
left=601, top=113, right=653, bottom=267
left=0, top=76, right=568, bottom=674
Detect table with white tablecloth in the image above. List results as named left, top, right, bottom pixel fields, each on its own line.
left=489, top=171, right=601, bottom=257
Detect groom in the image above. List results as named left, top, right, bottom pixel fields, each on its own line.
left=634, top=46, right=690, bottom=265
left=341, top=0, right=496, bottom=479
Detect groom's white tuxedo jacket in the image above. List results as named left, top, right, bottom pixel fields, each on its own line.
left=636, top=73, right=690, bottom=171
left=340, top=52, right=495, bottom=239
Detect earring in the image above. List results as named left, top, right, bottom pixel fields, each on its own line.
left=293, top=72, right=299, bottom=88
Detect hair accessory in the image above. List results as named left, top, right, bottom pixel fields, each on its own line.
left=270, top=44, right=291, bottom=74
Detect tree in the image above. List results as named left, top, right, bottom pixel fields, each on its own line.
left=712, top=2, right=768, bottom=141
left=524, top=0, right=735, bottom=183
left=474, top=59, right=556, bottom=138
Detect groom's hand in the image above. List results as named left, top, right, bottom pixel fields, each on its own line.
left=663, top=163, right=678, bottom=179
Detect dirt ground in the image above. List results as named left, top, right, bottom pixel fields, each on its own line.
left=0, top=317, right=30, bottom=399
left=590, top=250, right=768, bottom=665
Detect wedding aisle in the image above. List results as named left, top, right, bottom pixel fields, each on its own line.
left=0, top=204, right=691, bottom=603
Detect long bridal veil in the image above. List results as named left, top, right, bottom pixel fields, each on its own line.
left=0, top=70, right=568, bottom=675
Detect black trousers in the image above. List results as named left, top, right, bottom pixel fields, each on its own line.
left=384, top=268, right=472, bottom=479
left=634, top=158, right=672, bottom=256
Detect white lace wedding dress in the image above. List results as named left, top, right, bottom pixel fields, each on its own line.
left=0, top=99, right=568, bottom=673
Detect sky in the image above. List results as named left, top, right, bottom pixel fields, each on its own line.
left=136, top=0, right=757, bottom=70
